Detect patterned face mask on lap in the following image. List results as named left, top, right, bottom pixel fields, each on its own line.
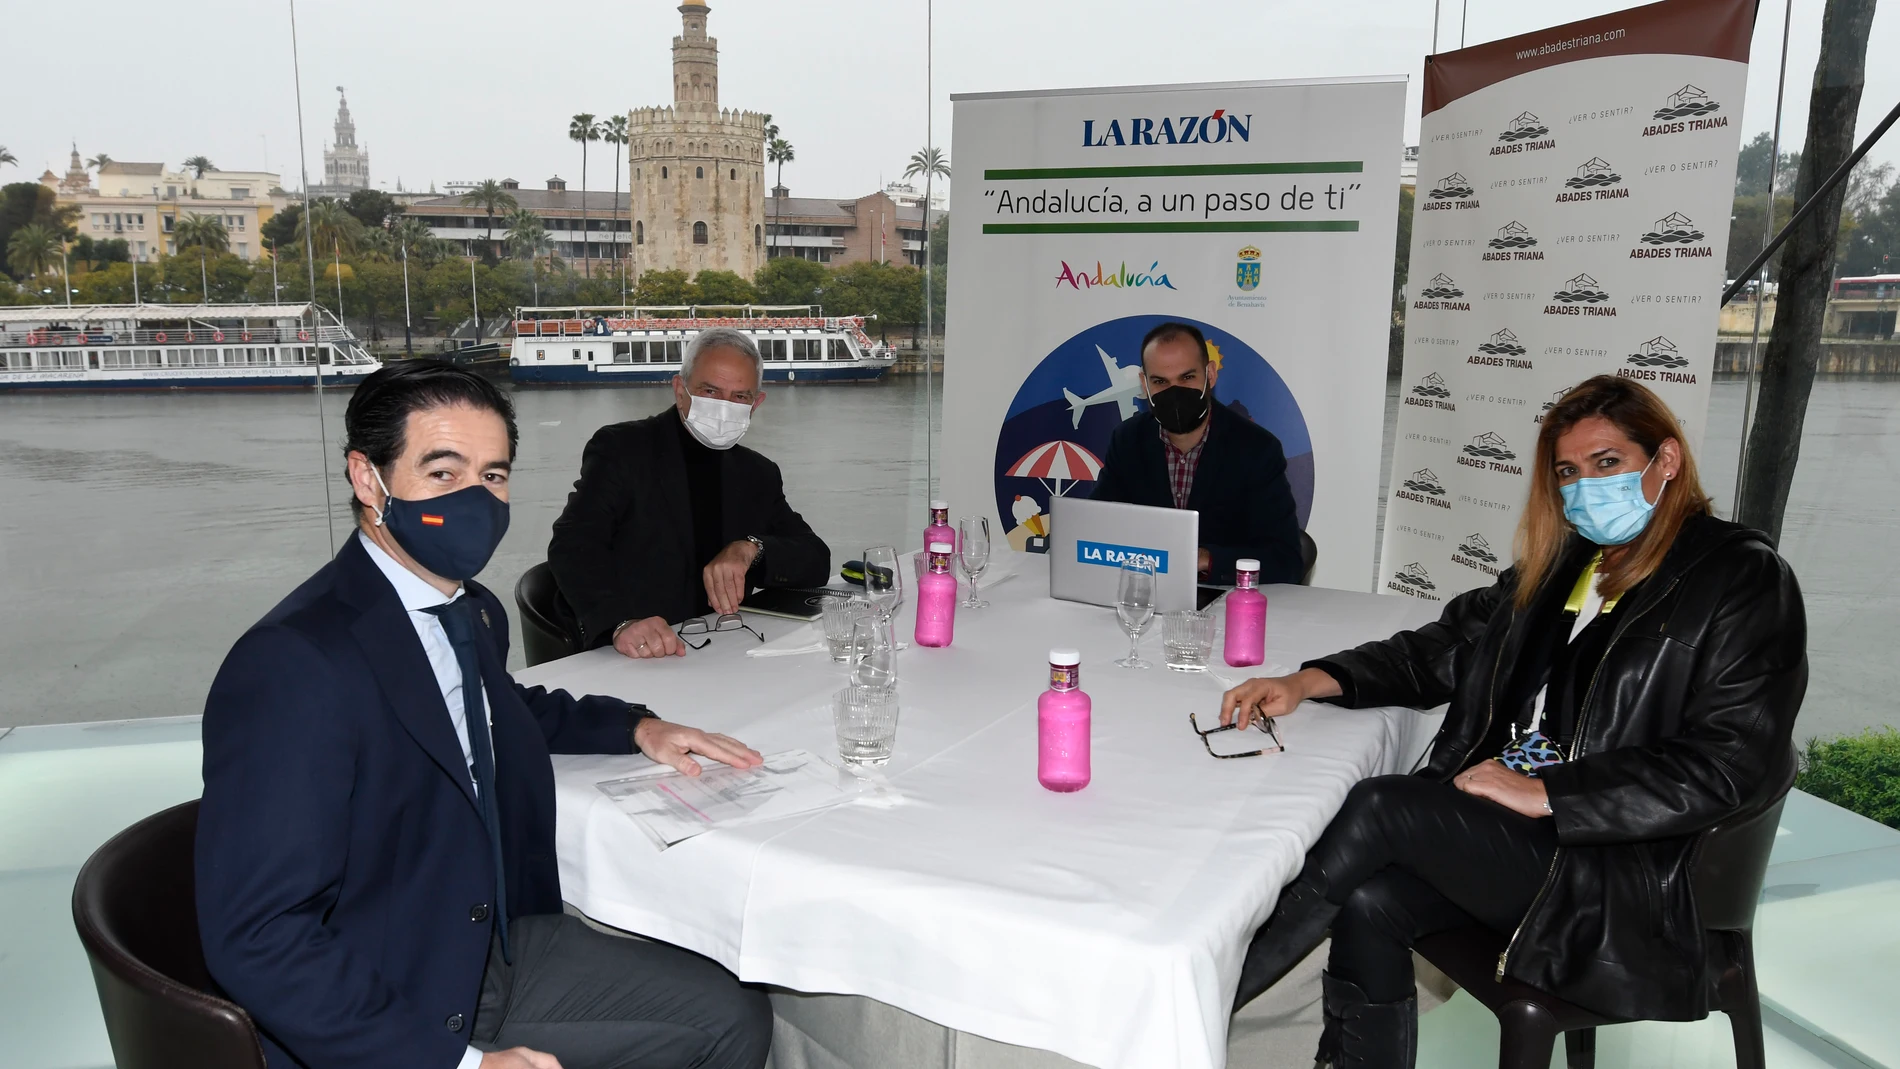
left=1559, top=459, right=1665, bottom=546
left=371, top=467, right=511, bottom=581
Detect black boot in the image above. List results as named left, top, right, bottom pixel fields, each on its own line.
left=1321, top=972, right=1417, bottom=1069
left=1233, top=877, right=1339, bottom=1011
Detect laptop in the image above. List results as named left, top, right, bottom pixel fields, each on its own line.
left=1048, top=496, right=1200, bottom=612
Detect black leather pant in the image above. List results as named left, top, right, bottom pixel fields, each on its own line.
left=1304, top=774, right=1559, bottom=1003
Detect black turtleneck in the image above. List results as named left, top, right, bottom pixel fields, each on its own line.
left=673, top=407, right=724, bottom=618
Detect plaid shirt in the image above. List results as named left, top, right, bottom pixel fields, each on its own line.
left=1161, top=421, right=1210, bottom=510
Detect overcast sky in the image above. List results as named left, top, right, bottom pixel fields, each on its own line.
left=9, top=0, right=1898, bottom=201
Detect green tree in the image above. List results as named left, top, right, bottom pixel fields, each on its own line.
left=1391, top=184, right=1413, bottom=370
left=631, top=268, right=697, bottom=305
left=183, top=155, right=215, bottom=178
left=767, top=138, right=795, bottom=254
left=7, top=223, right=65, bottom=282
left=262, top=204, right=303, bottom=255
left=824, top=260, right=921, bottom=340
left=344, top=189, right=403, bottom=230
left=173, top=213, right=230, bottom=301
left=86, top=152, right=112, bottom=171
left=569, top=113, right=601, bottom=274
left=390, top=216, right=450, bottom=267
left=461, top=179, right=519, bottom=257
left=1836, top=177, right=1900, bottom=276
left=1796, top=728, right=1900, bottom=828
left=76, top=260, right=141, bottom=303
left=0, top=146, right=15, bottom=170
left=0, top=183, right=70, bottom=279
left=692, top=269, right=755, bottom=305
left=752, top=256, right=829, bottom=305
left=70, top=235, right=131, bottom=271
left=504, top=209, right=555, bottom=303
left=603, top=114, right=629, bottom=285
left=307, top=198, right=365, bottom=256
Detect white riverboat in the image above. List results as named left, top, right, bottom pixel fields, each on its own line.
left=509, top=305, right=898, bottom=385
left=0, top=303, right=379, bottom=391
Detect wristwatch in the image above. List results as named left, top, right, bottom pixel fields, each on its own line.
left=743, top=535, right=766, bottom=566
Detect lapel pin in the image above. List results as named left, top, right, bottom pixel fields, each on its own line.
left=481, top=608, right=491, bottom=629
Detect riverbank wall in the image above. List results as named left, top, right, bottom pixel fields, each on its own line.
left=1715, top=338, right=1900, bottom=375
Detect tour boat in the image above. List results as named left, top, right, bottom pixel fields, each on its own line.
left=509, top=305, right=898, bottom=385
left=0, top=303, right=380, bottom=390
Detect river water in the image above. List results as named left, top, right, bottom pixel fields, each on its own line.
left=1, top=376, right=1892, bottom=744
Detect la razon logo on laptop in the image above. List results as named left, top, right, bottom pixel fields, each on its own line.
left=1076, top=539, right=1169, bottom=574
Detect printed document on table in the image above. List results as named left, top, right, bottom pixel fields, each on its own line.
left=596, top=749, right=868, bottom=848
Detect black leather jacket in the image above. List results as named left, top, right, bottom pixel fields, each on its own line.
left=1309, top=514, right=1806, bottom=1019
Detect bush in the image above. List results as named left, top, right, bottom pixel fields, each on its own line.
left=1795, top=728, right=1900, bottom=829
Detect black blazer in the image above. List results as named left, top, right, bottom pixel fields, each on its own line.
left=548, top=407, right=832, bottom=646
left=195, top=535, right=641, bottom=1069
left=1088, top=401, right=1304, bottom=584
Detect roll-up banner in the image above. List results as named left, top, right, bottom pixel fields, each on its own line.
left=941, top=77, right=1407, bottom=590
left=1380, top=0, right=1755, bottom=601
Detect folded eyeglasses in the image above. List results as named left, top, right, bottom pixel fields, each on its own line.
left=675, top=613, right=765, bottom=650
left=1189, top=710, right=1284, bottom=759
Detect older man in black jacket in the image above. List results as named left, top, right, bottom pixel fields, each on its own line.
left=550, top=328, right=830, bottom=658
left=1089, top=321, right=1304, bottom=585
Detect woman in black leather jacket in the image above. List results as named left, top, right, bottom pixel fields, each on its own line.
left=1220, top=375, right=1806, bottom=1067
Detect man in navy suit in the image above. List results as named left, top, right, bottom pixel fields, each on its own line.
left=1089, top=321, right=1305, bottom=585
left=196, top=361, right=773, bottom=1069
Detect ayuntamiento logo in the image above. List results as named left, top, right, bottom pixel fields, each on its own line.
left=1235, top=246, right=1261, bottom=292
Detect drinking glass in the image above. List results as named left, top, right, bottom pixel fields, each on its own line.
left=863, top=545, right=903, bottom=619
left=850, top=614, right=899, bottom=692
left=957, top=516, right=992, bottom=609
left=1114, top=559, right=1156, bottom=669
left=1162, top=609, right=1215, bottom=672
left=820, top=594, right=871, bottom=663
left=833, top=683, right=900, bottom=766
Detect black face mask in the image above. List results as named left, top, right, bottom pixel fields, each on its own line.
left=373, top=468, right=511, bottom=581
left=1148, top=384, right=1211, bottom=435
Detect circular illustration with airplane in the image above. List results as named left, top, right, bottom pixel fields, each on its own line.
left=992, top=314, right=1313, bottom=553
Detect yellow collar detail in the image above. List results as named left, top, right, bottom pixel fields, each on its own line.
left=1565, top=551, right=1621, bottom=615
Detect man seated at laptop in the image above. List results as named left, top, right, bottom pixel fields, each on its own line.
left=1088, top=321, right=1304, bottom=584
left=549, top=327, right=831, bottom=659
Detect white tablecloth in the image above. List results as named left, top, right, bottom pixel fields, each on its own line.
left=519, top=553, right=1442, bottom=1069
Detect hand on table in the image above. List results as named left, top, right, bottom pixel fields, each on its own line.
left=703, top=540, right=760, bottom=616
left=482, top=1048, right=562, bottom=1069
left=1454, top=760, right=1552, bottom=818
left=1219, top=667, right=1342, bottom=730
left=1197, top=548, right=1212, bottom=576
left=613, top=616, right=684, bottom=659
left=634, top=717, right=764, bottom=777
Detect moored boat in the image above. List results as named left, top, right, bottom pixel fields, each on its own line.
left=509, top=304, right=898, bottom=385
left=0, top=303, right=379, bottom=390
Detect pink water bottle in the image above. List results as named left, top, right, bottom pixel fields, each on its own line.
left=914, top=542, right=958, bottom=648
left=1037, top=649, right=1091, bottom=792
left=924, top=500, right=957, bottom=554
left=1224, top=558, right=1267, bottom=667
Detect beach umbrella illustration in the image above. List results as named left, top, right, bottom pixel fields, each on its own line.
left=1007, top=439, right=1104, bottom=499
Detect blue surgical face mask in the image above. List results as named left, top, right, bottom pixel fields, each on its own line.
left=1558, top=458, right=1665, bottom=546
left=372, top=467, right=510, bottom=581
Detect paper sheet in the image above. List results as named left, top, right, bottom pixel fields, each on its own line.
left=596, top=749, right=874, bottom=848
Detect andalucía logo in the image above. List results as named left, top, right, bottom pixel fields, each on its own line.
left=1396, top=467, right=1452, bottom=509
left=1082, top=109, right=1251, bottom=147
left=1493, top=112, right=1555, bottom=155
left=1235, top=246, right=1261, bottom=291
left=1643, top=86, right=1728, bottom=137
left=1419, top=273, right=1465, bottom=300
left=1388, top=562, right=1441, bottom=599
left=1547, top=273, right=1617, bottom=317
left=1428, top=172, right=1475, bottom=199
left=1054, top=260, right=1177, bottom=291
left=1627, top=336, right=1687, bottom=368
left=1452, top=534, right=1501, bottom=576
left=1459, top=431, right=1525, bottom=475
left=1405, top=371, right=1456, bottom=411
left=1476, top=328, right=1526, bottom=356
left=1557, top=157, right=1629, bottom=203
left=1483, top=221, right=1544, bottom=261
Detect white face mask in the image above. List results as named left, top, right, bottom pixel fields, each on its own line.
left=683, top=394, right=753, bottom=450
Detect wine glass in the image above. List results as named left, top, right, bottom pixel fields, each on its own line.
left=1114, top=558, right=1156, bottom=669
left=957, top=516, right=991, bottom=609
left=863, top=545, right=903, bottom=620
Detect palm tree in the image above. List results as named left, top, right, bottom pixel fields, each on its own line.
left=172, top=213, right=230, bottom=301
left=183, top=155, right=215, bottom=178
left=7, top=223, right=63, bottom=282
left=568, top=113, right=601, bottom=275
left=904, top=146, right=951, bottom=364
left=602, top=114, right=629, bottom=284
left=767, top=138, right=795, bottom=256
left=460, top=179, right=518, bottom=258
left=86, top=153, right=113, bottom=171
left=761, top=114, right=779, bottom=144
left=0, top=145, right=16, bottom=170
left=505, top=208, right=556, bottom=305
left=306, top=199, right=364, bottom=257
left=389, top=216, right=442, bottom=264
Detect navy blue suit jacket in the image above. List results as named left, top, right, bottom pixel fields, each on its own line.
left=196, top=535, right=640, bottom=1069
left=1088, top=401, right=1305, bottom=585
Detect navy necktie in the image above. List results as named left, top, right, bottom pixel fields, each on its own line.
left=423, top=598, right=510, bottom=962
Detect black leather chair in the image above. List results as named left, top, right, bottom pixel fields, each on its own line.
left=516, top=560, right=579, bottom=667
left=71, top=799, right=267, bottom=1069
left=1415, top=754, right=1795, bottom=1069
left=1298, top=531, right=1318, bottom=586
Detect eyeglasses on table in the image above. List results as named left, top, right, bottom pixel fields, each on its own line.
left=1188, top=710, right=1284, bottom=758
left=675, top=613, right=765, bottom=650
